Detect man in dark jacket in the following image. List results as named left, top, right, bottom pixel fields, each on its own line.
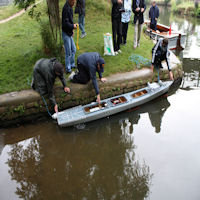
left=151, top=38, right=174, bottom=80
left=132, top=0, right=146, bottom=49
left=75, top=0, right=86, bottom=38
left=149, top=1, right=159, bottom=31
left=62, top=0, right=77, bottom=73
left=32, top=58, right=70, bottom=113
left=111, top=0, right=123, bottom=55
left=69, top=52, right=107, bottom=104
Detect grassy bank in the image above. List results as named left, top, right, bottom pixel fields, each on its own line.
left=0, top=4, right=20, bottom=20
left=171, top=1, right=200, bottom=17
left=0, top=0, right=154, bottom=94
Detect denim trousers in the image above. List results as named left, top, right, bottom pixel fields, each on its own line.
left=78, top=14, right=85, bottom=35
left=62, top=31, right=76, bottom=72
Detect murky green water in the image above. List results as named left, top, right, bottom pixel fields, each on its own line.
left=1, top=6, right=200, bottom=200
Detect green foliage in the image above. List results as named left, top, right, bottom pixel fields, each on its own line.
left=14, top=104, right=25, bottom=114
left=14, top=0, right=35, bottom=10
left=39, top=19, right=62, bottom=56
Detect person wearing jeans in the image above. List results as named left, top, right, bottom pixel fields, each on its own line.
left=132, top=0, right=146, bottom=49
left=75, top=0, right=86, bottom=38
left=62, top=0, right=77, bottom=73
left=62, top=32, right=76, bottom=73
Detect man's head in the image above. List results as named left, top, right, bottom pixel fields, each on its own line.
left=152, top=1, right=156, bottom=7
left=97, top=57, right=105, bottom=73
left=54, top=62, right=64, bottom=76
left=162, top=38, right=169, bottom=48
left=68, top=0, right=76, bottom=7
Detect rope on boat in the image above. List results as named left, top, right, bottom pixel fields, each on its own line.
left=41, top=95, right=53, bottom=118
left=128, top=54, right=151, bottom=69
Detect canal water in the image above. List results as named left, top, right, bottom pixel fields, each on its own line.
left=0, top=6, right=200, bottom=200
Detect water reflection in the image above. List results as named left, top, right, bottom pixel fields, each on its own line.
left=181, top=58, right=200, bottom=89
left=5, top=119, right=153, bottom=199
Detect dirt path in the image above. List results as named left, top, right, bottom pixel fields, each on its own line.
left=0, top=1, right=42, bottom=24
left=0, top=9, right=25, bottom=24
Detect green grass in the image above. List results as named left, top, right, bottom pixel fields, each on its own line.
left=0, top=0, right=154, bottom=94
left=0, top=4, right=20, bottom=20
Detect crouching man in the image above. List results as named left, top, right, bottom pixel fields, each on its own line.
left=151, top=38, right=174, bottom=80
left=32, top=58, right=70, bottom=113
left=69, top=52, right=107, bottom=104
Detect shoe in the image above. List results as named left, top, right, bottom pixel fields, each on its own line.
left=80, top=33, right=87, bottom=38
left=68, top=71, right=75, bottom=80
left=133, top=45, right=137, bottom=49
left=118, top=49, right=122, bottom=54
left=137, top=43, right=140, bottom=47
left=114, top=51, right=118, bottom=55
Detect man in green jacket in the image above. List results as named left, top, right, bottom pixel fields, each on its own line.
left=32, top=58, right=70, bottom=113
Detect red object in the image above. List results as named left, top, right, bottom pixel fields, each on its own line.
left=169, top=25, right=171, bottom=35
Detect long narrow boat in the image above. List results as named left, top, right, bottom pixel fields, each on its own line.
left=55, top=81, right=173, bottom=127
left=144, top=22, right=186, bottom=50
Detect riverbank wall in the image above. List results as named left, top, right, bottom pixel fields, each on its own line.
left=0, top=52, right=183, bottom=128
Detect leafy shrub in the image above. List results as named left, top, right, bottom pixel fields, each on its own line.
left=39, top=19, right=62, bottom=57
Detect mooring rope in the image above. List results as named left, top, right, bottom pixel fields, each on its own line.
left=128, top=54, right=151, bottom=69
left=41, top=95, right=53, bottom=118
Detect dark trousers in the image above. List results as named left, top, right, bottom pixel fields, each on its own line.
left=112, top=18, right=122, bottom=51
left=122, top=22, right=129, bottom=44
left=153, top=54, right=166, bottom=69
left=73, top=64, right=90, bottom=84
left=150, top=22, right=157, bottom=31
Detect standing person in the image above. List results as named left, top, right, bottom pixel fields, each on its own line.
left=75, top=0, right=86, bottom=38
left=62, top=0, right=77, bottom=74
left=111, top=0, right=123, bottom=55
left=132, top=0, right=146, bottom=49
left=149, top=1, right=159, bottom=31
left=121, top=0, right=132, bottom=45
left=31, top=58, right=71, bottom=113
left=151, top=38, right=174, bottom=80
left=69, top=52, right=107, bottom=104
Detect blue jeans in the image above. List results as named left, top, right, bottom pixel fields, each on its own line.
left=62, top=31, right=76, bottom=72
left=78, top=14, right=85, bottom=35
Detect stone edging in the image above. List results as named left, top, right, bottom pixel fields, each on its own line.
left=0, top=52, right=183, bottom=127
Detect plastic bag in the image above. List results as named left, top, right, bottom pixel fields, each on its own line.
left=104, top=33, right=115, bottom=56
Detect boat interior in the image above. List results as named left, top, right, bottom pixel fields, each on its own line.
left=131, top=90, right=148, bottom=98
left=84, top=102, right=107, bottom=113
left=110, top=96, right=127, bottom=105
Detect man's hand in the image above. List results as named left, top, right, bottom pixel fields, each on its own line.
left=136, top=7, right=140, bottom=12
left=96, top=94, right=101, bottom=104
left=64, top=87, right=70, bottom=93
left=155, top=18, right=158, bottom=21
left=151, top=64, right=154, bottom=73
left=100, top=78, right=107, bottom=83
left=169, top=71, right=174, bottom=81
left=141, top=8, right=144, bottom=12
left=74, top=24, right=77, bottom=29
left=54, top=104, right=58, bottom=113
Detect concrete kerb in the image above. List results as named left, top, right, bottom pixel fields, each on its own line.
left=0, top=51, right=183, bottom=126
